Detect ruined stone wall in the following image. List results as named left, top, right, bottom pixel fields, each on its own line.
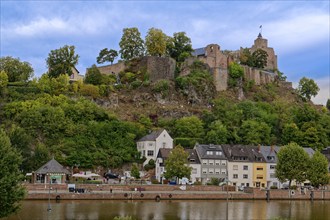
left=243, top=66, right=275, bottom=86
left=146, top=56, right=176, bottom=82
left=251, top=37, right=277, bottom=71
left=96, top=62, right=126, bottom=75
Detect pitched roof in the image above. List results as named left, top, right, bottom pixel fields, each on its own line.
left=195, top=144, right=227, bottom=160
left=259, top=146, right=278, bottom=163
left=157, top=148, right=172, bottom=159
left=138, top=129, right=166, bottom=142
left=222, top=145, right=266, bottom=162
left=192, top=47, right=206, bottom=56
left=186, top=149, right=200, bottom=164
left=35, top=158, right=70, bottom=174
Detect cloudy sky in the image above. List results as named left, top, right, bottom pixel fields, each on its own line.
left=1, top=1, right=329, bottom=105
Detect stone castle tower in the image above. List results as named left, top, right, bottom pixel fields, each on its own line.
left=250, top=33, right=278, bottom=70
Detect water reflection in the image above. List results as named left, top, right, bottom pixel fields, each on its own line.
left=6, top=200, right=330, bottom=220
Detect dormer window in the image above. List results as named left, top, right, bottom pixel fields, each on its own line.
left=215, top=151, right=222, bottom=156
left=206, top=151, right=213, bottom=155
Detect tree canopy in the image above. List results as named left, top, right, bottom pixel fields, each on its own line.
left=97, top=48, right=118, bottom=64
left=85, top=64, right=103, bottom=85
left=119, top=27, right=145, bottom=61
left=145, top=28, right=167, bottom=57
left=46, top=45, right=79, bottom=78
left=275, top=143, right=309, bottom=187
left=306, top=151, right=329, bottom=187
left=167, top=32, right=193, bottom=62
left=0, top=129, right=26, bottom=218
left=164, top=145, right=192, bottom=180
left=0, top=56, right=34, bottom=82
left=297, top=77, right=319, bottom=101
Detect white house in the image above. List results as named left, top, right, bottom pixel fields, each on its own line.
left=136, top=129, right=173, bottom=166
left=222, top=145, right=254, bottom=188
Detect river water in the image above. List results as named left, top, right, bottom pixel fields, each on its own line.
left=5, top=200, right=330, bottom=220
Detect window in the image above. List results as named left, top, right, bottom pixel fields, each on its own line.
left=206, top=151, right=213, bottom=155
left=202, top=160, right=208, bottom=165
left=246, top=183, right=250, bottom=187
left=270, top=165, right=276, bottom=169
left=162, top=142, right=166, bottom=148
left=270, top=173, right=276, bottom=178
left=142, top=150, right=145, bottom=156
left=216, top=151, right=222, bottom=155
left=149, top=143, right=153, bottom=146
left=221, top=170, right=226, bottom=175
left=243, top=165, right=248, bottom=170
left=233, top=174, right=238, bottom=179
left=273, top=182, right=278, bottom=187
left=202, top=168, right=207, bottom=174
left=256, top=167, right=263, bottom=171
left=243, top=174, right=248, bottom=179
left=215, top=168, right=220, bottom=174
left=257, top=176, right=263, bottom=179
left=209, top=160, right=214, bottom=165
left=147, top=150, right=154, bottom=156
left=233, top=165, right=238, bottom=170
left=221, top=161, right=226, bottom=166
left=215, top=160, right=220, bottom=165
left=208, top=168, right=214, bottom=174
left=192, top=168, right=197, bottom=174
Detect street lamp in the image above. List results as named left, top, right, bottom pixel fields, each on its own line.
left=47, top=174, right=52, bottom=212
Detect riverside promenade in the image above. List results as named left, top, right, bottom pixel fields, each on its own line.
left=25, top=184, right=330, bottom=201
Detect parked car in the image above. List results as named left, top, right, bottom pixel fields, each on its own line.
left=105, top=173, right=119, bottom=179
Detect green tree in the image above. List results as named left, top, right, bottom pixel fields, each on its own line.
left=299, top=126, right=323, bottom=151
left=85, top=64, right=103, bottom=85
left=167, top=32, right=193, bottom=62
left=252, top=49, right=268, bottom=69
left=131, top=163, right=140, bottom=179
left=275, top=143, right=309, bottom=187
left=0, top=56, right=34, bottom=82
left=37, top=73, right=69, bottom=95
left=97, top=48, right=118, bottom=64
left=228, top=62, right=244, bottom=78
left=46, top=45, right=79, bottom=78
left=281, top=123, right=301, bottom=144
left=205, top=120, right=228, bottom=144
left=119, top=27, right=145, bottom=61
left=239, top=48, right=254, bottom=67
left=297, top=77, right=320, bottom=101
left=307, top=151, right=329, bottom=187
left=174, top=116, right=204, bottom=138
left=0, top=70, right=8, bottom=96
left=0, top=129, right=26, bottom=218
left=239, top=120, right=271, bottom=145
left=326, top=99, right=330, bottom=111
left=164, top=145, right=192, bottom=181
left=145, top=28, right=167, bottom=57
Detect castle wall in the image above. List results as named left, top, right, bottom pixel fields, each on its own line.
left=96, top=62, right=126, bottom=75
left=146, top=56, right=176, bottom=82
left=251, top=37, right=278, bottom=71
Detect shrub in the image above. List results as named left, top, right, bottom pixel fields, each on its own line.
left=131, top=80, right=142, bottom=89
left=210, top=177, right=220, bottom=186
left=270, top=186, right=278, bottom=189
left=152, top=79, right=169, bottom=93
left=79, top=84, right=100, bottom=98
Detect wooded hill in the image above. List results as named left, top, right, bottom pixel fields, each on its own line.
left=1, top=55, right=329, bottom=173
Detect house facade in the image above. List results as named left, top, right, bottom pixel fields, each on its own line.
left=251, top=146, right=267, bottom=188
left=259, top=146, right=282, bottom=188
left=222, top=145, right=253, bottom=188
left=136, top=129, right=173, bottom=166
left=69, top=67, right=84, bottom=82
left=195, top=144, right=227, bottom=184
left=186, top=149, right=201, bottom=183
left=155, top=148, right=172, bottom=183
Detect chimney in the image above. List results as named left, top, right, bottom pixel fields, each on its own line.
left=258, top=144, right=261, bottom=152
left=271, top=145, right=274, bottom=152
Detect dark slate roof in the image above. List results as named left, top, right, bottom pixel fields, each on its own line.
left=35, top=158, right=70, bottom=174
left=138, top=129, right=165, bottom=142
left=186, top=149, right=200, bottom=164
left=195, top=144, right=227, bottom=160
left=192, top=47, right=206, bottom=56
left=222, top=145, right=266, bottom=162
left=157, top=148, right=172, bottom=159
left=259, top=146, right=278, bottom=163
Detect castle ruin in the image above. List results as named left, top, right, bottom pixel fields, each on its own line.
left=93, top=34, right=281, bottom=91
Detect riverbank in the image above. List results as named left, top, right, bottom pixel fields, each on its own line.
left=24, top=184, right=330, bottom=201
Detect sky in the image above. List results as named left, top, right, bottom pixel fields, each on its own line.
left=1, top=0, right=329, bottom=105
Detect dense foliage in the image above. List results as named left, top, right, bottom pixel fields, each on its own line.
left=297, top=77, right=319, bottom=101
left=0, top=129, right=26, bottom=218
left=0, top=56, right=34, bottom=82
left=97, top=48, right=118, bottom=64
left=46, top=45, right=79, bottom=78
left=164, top=145, right=192, bottom=180
left=119, top=27, right=145, bottom=61
left=145, top=28, right=167, bottom=57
